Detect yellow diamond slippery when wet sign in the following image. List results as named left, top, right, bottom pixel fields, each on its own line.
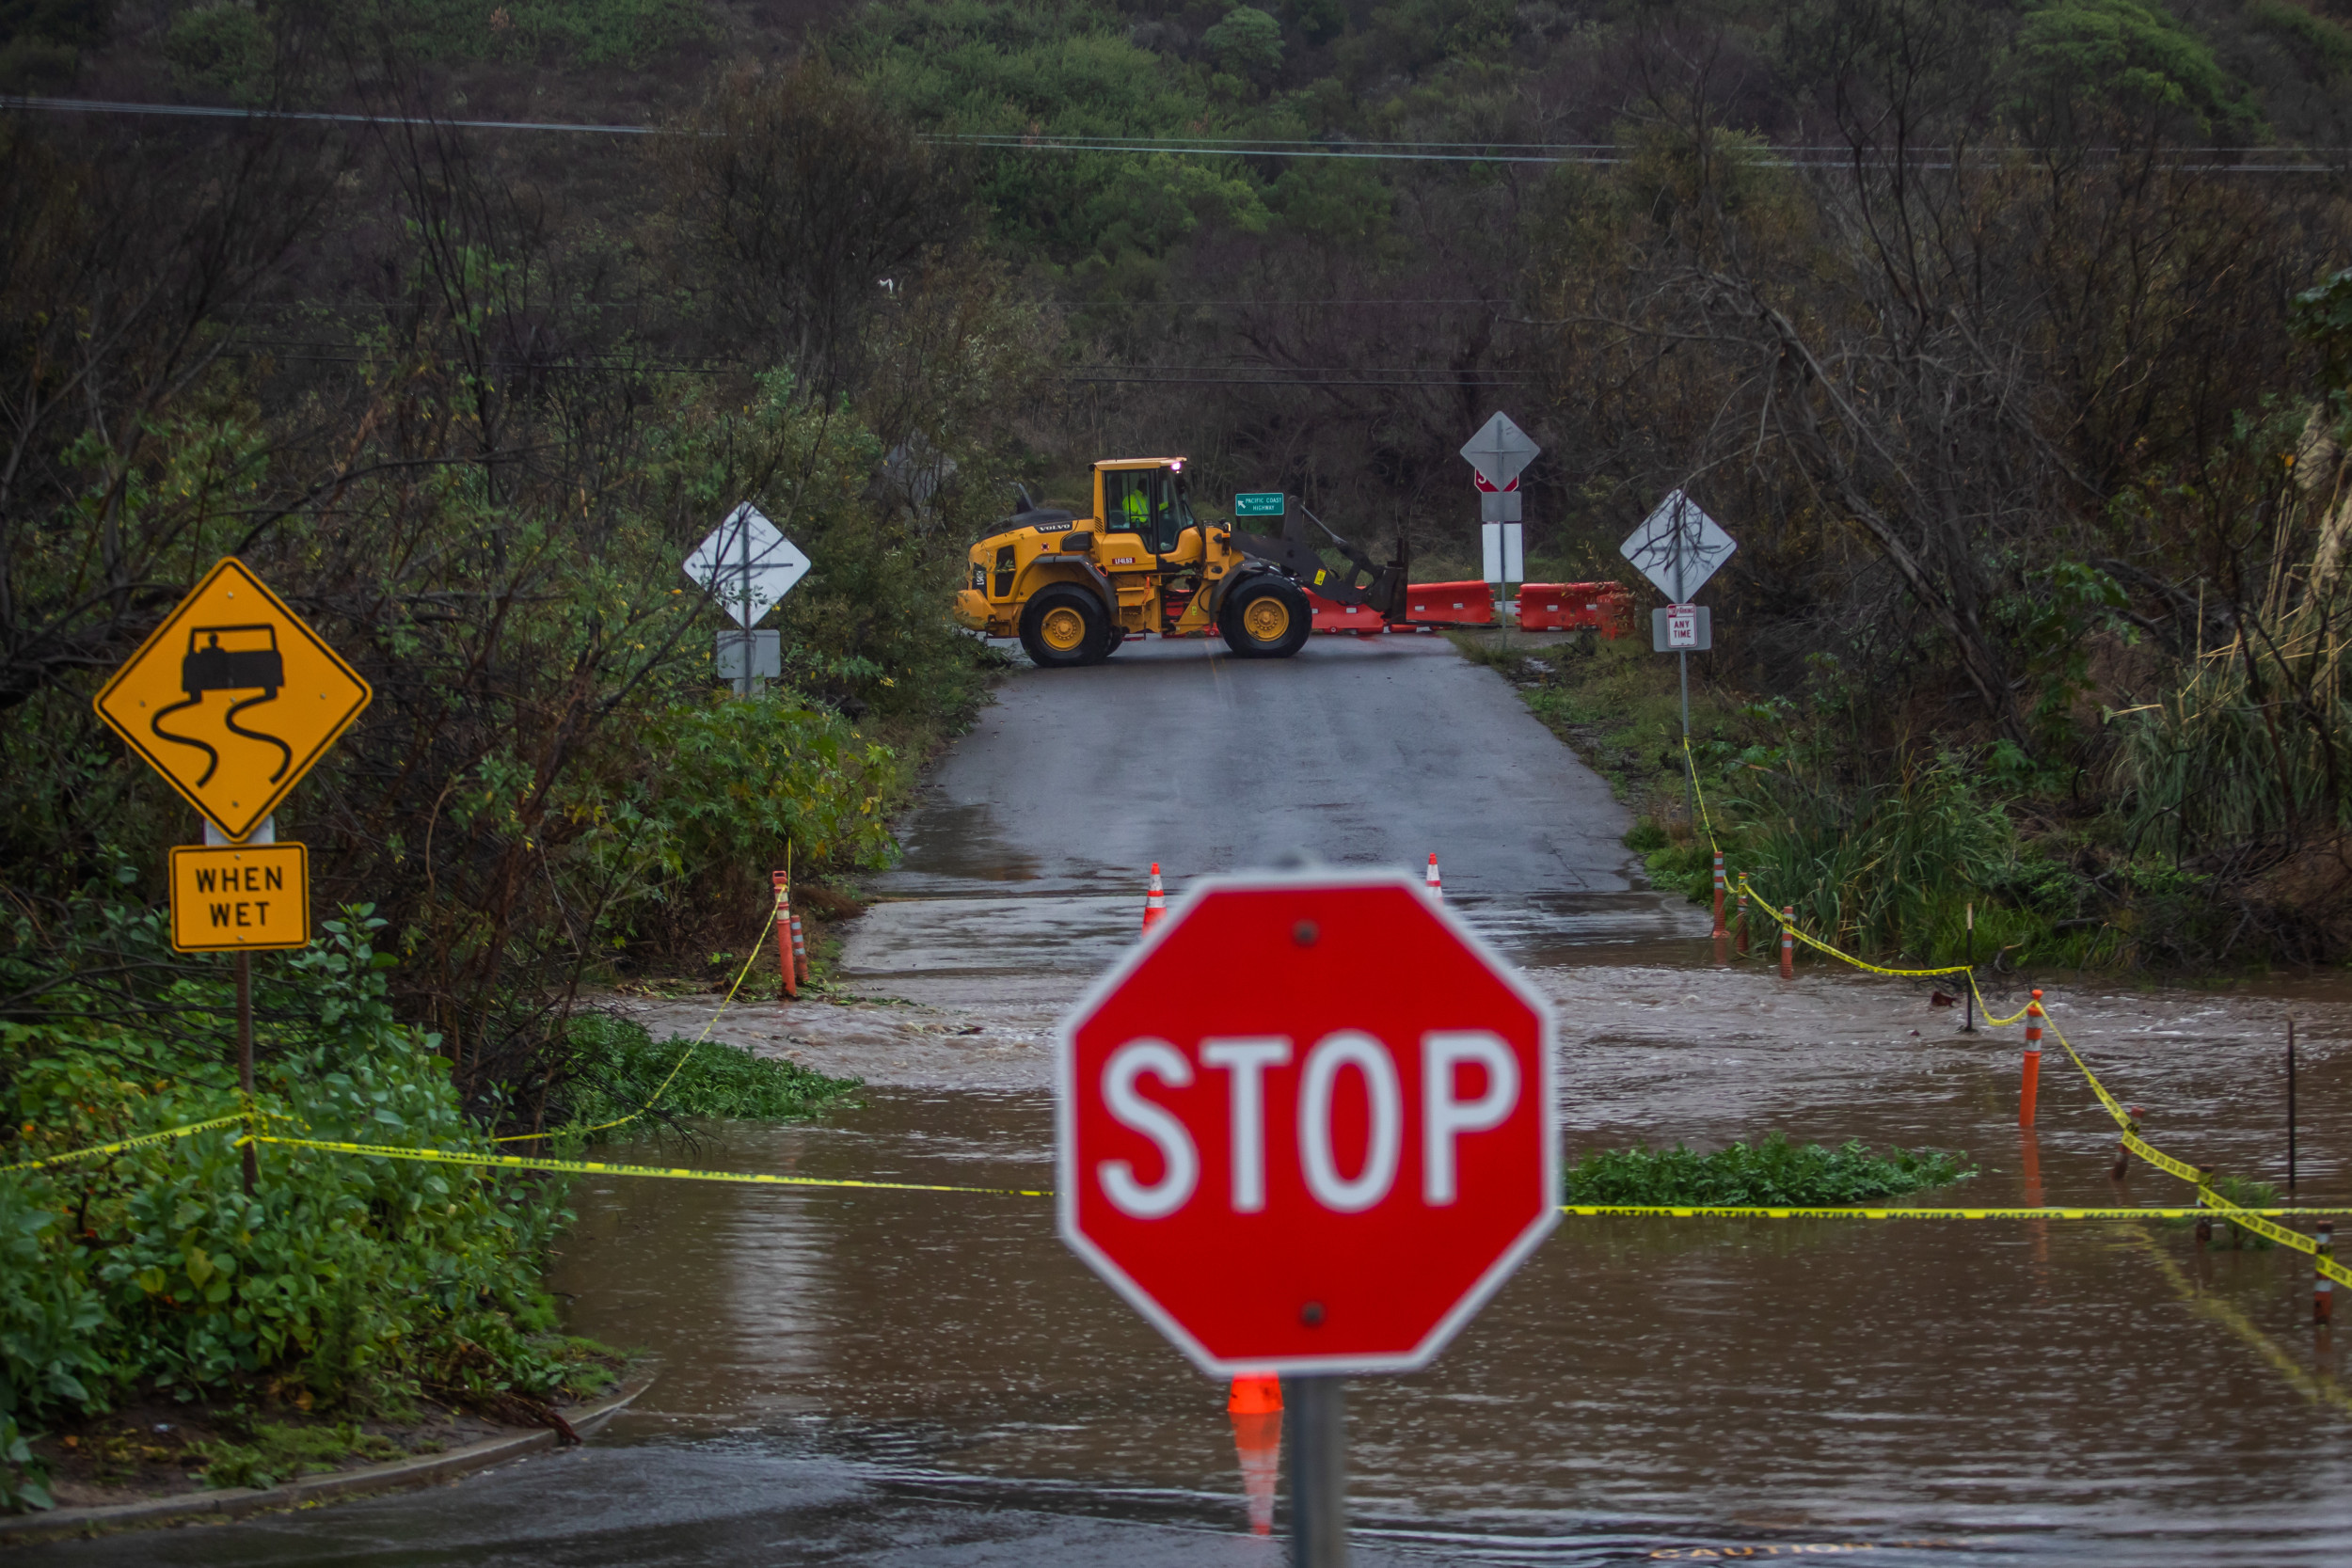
left=92, top=558, right=371, bottom=842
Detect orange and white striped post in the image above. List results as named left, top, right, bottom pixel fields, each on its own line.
left=1142, top=863, right=1168, bottom=933
left=2019, top=989, right=2044, bottom=1128
left=1734, top=883, right=1750, bottom=956
left=790, top=906, right=810, bottom=986
left=2318, top=1221, right=2336, bottom=1326
left=1778, top=907, right=1795, bottom=979
left=1425, top=852, right=1443, bottom=903
left=771, top=871, right=798, bottom=1001
left=1710, top=852, right=1726, bottom=938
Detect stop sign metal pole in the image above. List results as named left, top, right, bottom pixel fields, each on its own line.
left=1288, top=1375, right=1348, bottom=1564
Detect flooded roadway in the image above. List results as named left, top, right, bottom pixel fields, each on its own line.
left=26, top=638, right=2352, bottom=1565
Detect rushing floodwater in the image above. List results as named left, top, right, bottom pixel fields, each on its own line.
left=22, top=964, right=2352, bottom=1566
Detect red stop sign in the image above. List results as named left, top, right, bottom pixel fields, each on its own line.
left=1057, top=870, right=1557, bottom=1375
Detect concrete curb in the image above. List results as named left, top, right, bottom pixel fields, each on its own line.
left=0, top=1375, right=652, bottom=1545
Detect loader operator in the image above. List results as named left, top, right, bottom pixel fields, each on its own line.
left=957, top=454, right=1406, bottom=665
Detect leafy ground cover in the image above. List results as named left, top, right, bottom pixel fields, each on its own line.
left=1563, top=1133, right=1974, bottom=1208
left=0, top=915, right=846, bottom=1513
left=556, top=1013, right=859, bottom=1136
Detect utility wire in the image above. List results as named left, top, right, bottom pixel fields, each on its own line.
left=224, top=343, right=1534, bottom=386
left=5, top=96, right=2349, bottom=173
left=0, top=93, right=658, bottom=135
left=1071, top=374, right=1540, bottom=386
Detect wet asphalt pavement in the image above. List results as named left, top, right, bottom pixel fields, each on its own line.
left=842, top=635, right=1695, bottom=989
left=24, top=634, right=2352, bottom=1566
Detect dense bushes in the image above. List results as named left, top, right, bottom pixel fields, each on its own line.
left=0, top=917, right=585, bottom=1433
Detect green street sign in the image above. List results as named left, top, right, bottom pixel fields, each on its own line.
left=1234, top=492, right=1285, bottom=517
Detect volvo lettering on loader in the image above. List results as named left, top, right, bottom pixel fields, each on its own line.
left=953, top=458, right=1409, bottom=667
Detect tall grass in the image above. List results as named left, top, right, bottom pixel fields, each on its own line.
left=2114, top=612, right=2352, bottom=854
left=1710, top=749, right=2027, bottom=963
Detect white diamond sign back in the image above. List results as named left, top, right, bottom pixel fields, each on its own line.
left=1620, top=491, right=1735, bottom=601
left=685, top=504, right=810, bottom=627
left=1460, top=412, right=1541, bottom=485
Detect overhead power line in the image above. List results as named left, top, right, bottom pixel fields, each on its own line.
left=943, top=133, right=2352, bottom=173
left=223, top=341, right=1537, bottom=388
left=1067, top=297, right=1506, bottom=308
left=0, top=93, right=657, bottom=135
left=4, top=96, right=2349, bottom=173
left=1070, top=374, right=1540, bottom=386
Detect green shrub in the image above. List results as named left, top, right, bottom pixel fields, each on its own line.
left=2162, top=1172, right=2284, bottom=1250
left=1707, top=747, right=2022, bottom=962
left=1564, top=1132, right=1974, bottom=1207
left=163, top=5, right=275, bottom=104
left=1202, top=5, right=1283, bottom=75
left=0, top=1416, right=49, bottom=1513
left=556, top=1014, right=856, bottom=1135
left=0, top=915, right=597, bottom=1433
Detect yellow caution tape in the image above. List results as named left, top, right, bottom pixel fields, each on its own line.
left=493, top=919, right=771, bottom=1144
left=1733, top=876, right=1971, bottom=977
left=1966, top=973, right=2037, bottom=1026
left=246, top=1133, right=1053, bottom=1198
left=2027, top=1017, right=2352, bottom=1286
left=2122, top=1227, right=2352, bottom=1419
left=0, top=1114, right=248, bottom=1174
left=1683, top=735, right=1724, bottom=848
left=2043, top=1017, right=2139, bottom=1132
left=1561, top=1203, right=2352, bottom=1220
left=1681, top=741, right=1971, bottom=976
left=1664, top=742, right=2352, bottom=1293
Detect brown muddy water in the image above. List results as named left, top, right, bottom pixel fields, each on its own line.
left=21, top=959, right=2352, bottom=1566
left=553, top=964, right=2352, bottom=1564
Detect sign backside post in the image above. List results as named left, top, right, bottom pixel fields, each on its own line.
left=738, top=514, right=754, bottom=698
left=1622, top=494, right=1735, bottom=829
left=1288, top=1375, right=1348, bottom=1565
left=1676, top=530, right=1692, bottom=825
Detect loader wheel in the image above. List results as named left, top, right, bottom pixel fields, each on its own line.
left=1021, top=586, right=1107, bottom=669
left=1218, top=576, right=1311, bottom=659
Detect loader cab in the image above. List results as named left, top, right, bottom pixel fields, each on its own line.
left=1096, top=459, right=1195, bottom=556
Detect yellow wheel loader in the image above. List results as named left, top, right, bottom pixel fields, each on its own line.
left=952, top=457, right=1409, bottom=667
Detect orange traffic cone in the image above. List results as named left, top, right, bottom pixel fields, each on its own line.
left=1228, top=1376, right=1282, bottom=1536
left=1227, top=1374, right=1282, bottom=1414
left=1425, top=851, right=1443, bottom=903
left=771, top=871, right=797, bottom=1001
left=1142, top=863, right=1168, bottom=933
